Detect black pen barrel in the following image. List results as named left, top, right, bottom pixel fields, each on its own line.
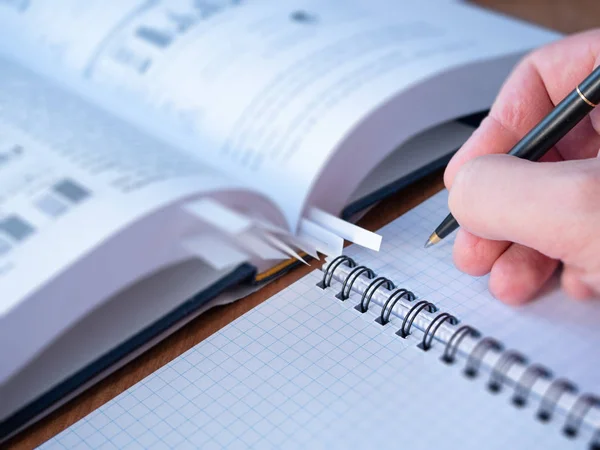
left=434, top=212, right=458, bottom=240
left=508, top=65, right=600, bottom=161
left=579, top=64, right=600, bottom=105
left=426, top=65, right=600, bottom=247
left=508, top=90, right=594, bottom=161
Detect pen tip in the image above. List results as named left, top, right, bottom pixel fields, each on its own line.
left=424, top=232, right=441, bottom=249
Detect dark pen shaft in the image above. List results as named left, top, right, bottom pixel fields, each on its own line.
left=426, top=64, right=600, bottom=246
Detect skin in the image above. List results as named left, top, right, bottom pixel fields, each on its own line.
left=444, top=29, right=600, bottom=305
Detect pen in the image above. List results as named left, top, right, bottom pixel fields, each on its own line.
left=425, top=64, right=600, bottom=248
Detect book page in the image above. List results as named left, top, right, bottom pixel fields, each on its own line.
left=0, top=0, right=559, bottom=229
left=0, top=54, right=242, bottom=321
left=0, top=53, right=273, bottom=385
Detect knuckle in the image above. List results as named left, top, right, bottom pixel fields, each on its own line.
left=567, top=167, right=600, bottom=213
left=494, top=97, right=529, bottom=134
left=555, top=166, right=600, bottom=260
left=491, top=59, right=537, bottom=132
left=448, top=158, right=481, bottom=222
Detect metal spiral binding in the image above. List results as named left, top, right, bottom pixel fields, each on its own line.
left=418, top=312, right=458, bottom=351
left=563, top=394, right=600, bottom=438
left=396, top=300, right=437, bottom=339
left=486, top=350, right=527, bottom=393
left=317, top=255, right=355, bottom=289
left=537, top=378, right=578, bottom=422
left=591, top=429, right=600, bottom=450
left=336, top=265, right=375, bottom=301
left=355, top=276, right=395, bottom=313
left=376, top=288, right=416, bottom=326
left=318, top=255, right=600, bottom=448
left=511, top=364, right=552, bottom=407
left=463, top=337, right=504, bottom=378
left=441, top=325, right=480, bottom=364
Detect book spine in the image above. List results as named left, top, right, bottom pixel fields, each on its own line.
left=318, top=255, right=600, bottom=448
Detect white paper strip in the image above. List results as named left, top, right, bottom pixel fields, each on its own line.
left=261, top=232, right=308, bottom=265
left=183, top=198, right=252, bottom=235
left=252, top=217, right=319, bottom=259
left=298, top=219, right=343, bottom=257
left=182, top=234, right=249, bottom=270
left=286, top=235, right=320, bottom=259
left=235, top=231, right=289, bottom=260
left=307, top=207, right=382, bottom=251
left=252, top=217, right=289, bottom=235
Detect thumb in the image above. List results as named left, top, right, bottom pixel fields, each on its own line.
left=448, top=154, right=600, bottom=262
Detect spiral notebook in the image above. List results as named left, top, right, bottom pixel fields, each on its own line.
left=41, top=190, right=600, bottom=450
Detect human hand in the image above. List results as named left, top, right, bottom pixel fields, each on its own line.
left=444, top=29, right=600, bottom=304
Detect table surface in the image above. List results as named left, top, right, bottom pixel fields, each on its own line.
left=8, top=1, right=600, bottom=448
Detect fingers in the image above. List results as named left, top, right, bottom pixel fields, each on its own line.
left=561, top=265, right=595, bottom=300
left=448, top=154, right=600, bottom=263
left=526, top=29, right=600, bottom=153
left=487, top=243, right=559, bottom=305
left=453, top=229, right=558, bottom=304
left=452, top=229, right=509, bottom=277
left=445, top=115, right=562, bottom=190
left=444, top=57, right=560, bottom=190
left=445, top=29, right=600, bottom=191
left=449, top=151, right=600, bottom=304
left=444, top=30, right=600, bottom=304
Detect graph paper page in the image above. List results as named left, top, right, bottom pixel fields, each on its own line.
left=40, top=194, right=591, bottom=449
left=341, top=190, right=600, bottom=397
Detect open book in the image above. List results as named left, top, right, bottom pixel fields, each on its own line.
left=0, top=0, right=560, bottom=442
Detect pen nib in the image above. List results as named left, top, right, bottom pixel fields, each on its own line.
left=424, top=232, right=441, bottom=249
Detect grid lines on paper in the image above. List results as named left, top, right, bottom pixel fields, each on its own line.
left=341, top=190, right=600, bottom=396
left=42, top=266, right=576, bottom=450
left=40, top=190, right=595, bottom=449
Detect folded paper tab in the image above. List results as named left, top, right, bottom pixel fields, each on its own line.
left=307, top=207, right=382, bottom=251
left=298, top=219, right=344, bottom=257
left=260, top=231, right=308, bottom=265
left=252, top=217, right=319, bottom=259
left=183, top=198, right=253, bottom=235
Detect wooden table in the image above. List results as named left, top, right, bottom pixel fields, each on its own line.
left=8, top=1, right=600, bottom=448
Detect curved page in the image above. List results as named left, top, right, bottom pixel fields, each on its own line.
left=0, top=55, right=248, bottom=385
left=0, top=0, right=560, bottom=228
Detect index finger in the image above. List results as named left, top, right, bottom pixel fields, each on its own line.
left=444, top=28, right=600, bottom=191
